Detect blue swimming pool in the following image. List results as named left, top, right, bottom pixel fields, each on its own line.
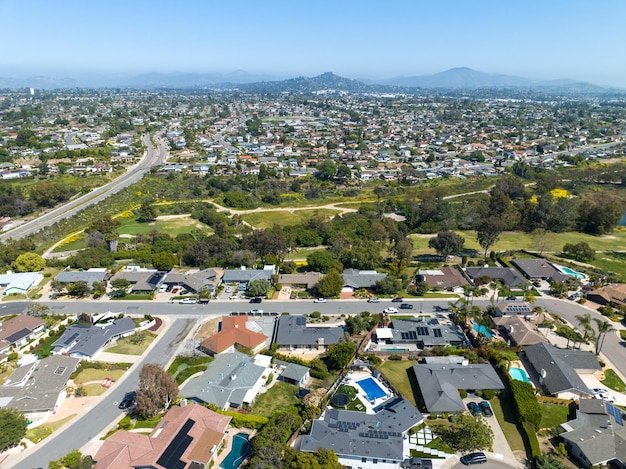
left=221, top=433, right=250, bottom=469
left=559, top=266, right=585, bottom=279
left=473, top=324, right=493, bottom=338
left=357, top=377, right=386, bottom=400
left=509, top=367, right=531, bottom=384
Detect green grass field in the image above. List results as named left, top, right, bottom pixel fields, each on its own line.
left=491, top=396, right=525, bottom=452
left=105, top=333, right=155, bottom=355
left=539, top=402, right=571, bottom=429
left=84, top=382, right=108, bottom=396
left=73, top=368, right=126, bottom=385
left=378, top=359, right=421, bottom=407
left=602, top=368, right=626, bottom=392
left=241, top=208, right=341, bottom=229
left=251, top=381, right=300, bottom=417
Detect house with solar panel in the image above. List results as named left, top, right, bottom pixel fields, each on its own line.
left=560, top=399, right=626, bottom=468
left=93, top=403, right=231, bottom=469
left=0, top=314, right=45, bottom=356
left=51, top=317, right=136, bottom=358
left=369, top=318, right=466, bottom=352
left=492, top=301, right=534, bottom=317
left=299, top=397, right=424, bottom=469
left=273, top=315, right=345, bottom=352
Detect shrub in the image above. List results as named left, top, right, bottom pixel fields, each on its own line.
left=522, top=421, right=541, bottom=458
left=458, top=389, right=468, bottom=399
left=118, top=416, right=132, bottom=430
left=482, top=389, right=495, bottom=400
left=620, top=330, right=626, bottom=341
left=509, top=380, right=542, bottom=429
left=388, top=354, right=403, bottom=361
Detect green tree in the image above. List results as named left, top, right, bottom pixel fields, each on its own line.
left=374, top=276, right=402, bottom=295
left=430, top=413, right=493, bottom=452
left=594, top=318, right=615, bottom=356
left=134, top=363, right=178, bottom=419
left=324, top=341, right=356, bottom=371
left=476, top=217, right=505, bottom=259
left=248, top=279, right=272, bottom=298
left=315, top=159, right=337, bottom=180
left=315, top=270, right=344, bottom=297
left=66, top=281, right=91, bottom=298
left=306, top=250, right=340, bottom=274
left=575, top=312, right=594, bottom=344
left=428, top=231, right=465, bottom=256
left=152, top=251, right=177, bottom=270
left=110, top=278, right=131, bottom=297
left=14, top=252, right=46, bottom=272
left=562, top=242, right=595, bottom=261
left=0, top=408, right=28, bottom=451
left=136, top=200, right=157, bottom=222
left=48, top=449, right=94, bottom=469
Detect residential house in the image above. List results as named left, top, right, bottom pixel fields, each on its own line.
left=300, top=397, right=424, bottom=469
left=415, top=267, right=468, bottom=292
left=0, top=314, right=45, bottom=355
left=51, top=317, right=136, bottom=358
left=492, top=315, right=547, bottom=346
left=163, top=268, right=224, bottom=294
left=273, top=315, right=344, bottom=352
left=278, top=363, right=310, bottom=387
left=182, top=351, right=271, bottom=410
left=465, top=266, right=527, bottom=289
left=0, top=355, right=79, bottom=416
left=54, top=268, right=108, bottom=289
left=493, top=301, right=534, bottom=317
left=222, top=267, right=274, bottom=290
left=371, top=318, right=466, bottom=352
left=93, top=404, right=231, bottom=469
left=586, top=284, right=626, bottom=308
left=199, top=316, right=268, bottom=356
left=342, top=269, right=387, bottom=292
left=0, top=271, right=43, bottom=296
left=110, top=266, right=166, bottom=293
left=522, top=343, right=600, bottom=399
left=412, top=359, right=505, bottom=413
left=511, top=258, right=570, bottom=282
left=560, top=399, right=626, bottom=468
left=278, top=272, right=323, bottom=291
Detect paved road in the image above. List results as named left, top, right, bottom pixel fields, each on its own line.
left=15, top=318, right=196, bottom=469
left=0, top=134, right=168, bottom=242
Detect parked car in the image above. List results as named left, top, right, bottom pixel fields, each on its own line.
left=384, top=307, right=398, bottom=314
left=479, top=401, right=493, bottom=417
left=590, top=388, right=615, bottom=401
left=460, top=452, right=487, bottom=465
left=505, top=295, right=516, bottom=300
left=399, top=303, right=414, bottom=309
left=158, top=285, right=167, bottom=293
left=314, top=298, right=326, bottom=303
left=250, top=297, right=263, bottom=303
left=367, top=297, right=381, bottom=303
left=467, top=401, right=481, bottom=416
left=533, top=281, right=542, bottom=287
left=225, top=286, right=233, bottom=293
left=118, top=391, right=136, bottom=410
left=180, top=298, right=197, bottom=304
left=392, top=297, right=404, bottom=303
left=250, top=309, right=264, bottom=315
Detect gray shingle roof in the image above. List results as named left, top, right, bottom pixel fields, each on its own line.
left=300, top=398, right=423, bottom=461
left=52, top=317, right=136, bottom=358
left=274, top=315, right=344, bottom=347
left=523, top=343, right=599, bottom=396
left=222, top=269, right=273, bottom=284
left=182, top=351, right=267, bottom=409
left=511, top=258, right=563, bottom=280
left=280, top=363, right=309, bottom=382
left=466, top=266, right=527, bottom=288
left=389, top=318, right=466, bottom=347
left=55, top=270, right=108, bottom=288
left=413, top=363, right=505, bottom=413
left=342, top=269, right=387, bottom=289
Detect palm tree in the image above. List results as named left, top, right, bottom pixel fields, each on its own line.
left=593, top=319, right=615, bottom=356
left=576, top=313, right=594, bottom=344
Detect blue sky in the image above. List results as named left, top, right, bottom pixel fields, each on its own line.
left=1, top=0, right=625, bottom=86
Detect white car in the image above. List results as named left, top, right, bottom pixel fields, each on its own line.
left=384, top=307, right=398, bottom=314
left=314, top=298, right=326, bottom=303
left=179, top=298, right=198, bottom=304
left=225, top=286, right=233, bottom=293
left=591, top=388, right=614, bottom=401
left=158, top=285, right=167, bottom=293
left=250, top=309, right=264, bottom=315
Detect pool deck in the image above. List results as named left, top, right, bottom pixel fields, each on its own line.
left=341, top=370, right=395, bottom=413
left=215, top=428, right=255, bottom=469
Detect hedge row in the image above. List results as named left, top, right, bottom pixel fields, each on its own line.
left=521, top=421, right=541, bottom=458
left=509, top=379, right=542, bottom=429
left=219, top=411, right=268, bottom=429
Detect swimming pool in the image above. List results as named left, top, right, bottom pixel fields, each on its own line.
left=220, top=433, right=250, bottom=469
left=559, top=266, right=585, bottom=279
left=357, top=377, right=386, bottom=400
left=509, top=367, right=531, bottom=384
left=473, top=324, right=493, bottom=339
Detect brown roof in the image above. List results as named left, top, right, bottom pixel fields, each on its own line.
left=492, top=315, right=547, bottom=346
left=278, top=272, right=323, bottom=289
left=0, top=314, right=44, bottom=348
left=587, top=284, right=626, bottom=306
left=417, top=267, right=468, bottom=290
left=200, top=316, right=267, bottom=355
left=95, top=404, right=231, bottom=469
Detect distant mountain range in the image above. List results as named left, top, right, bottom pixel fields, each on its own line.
left=0, top=67, right=622, bottom=95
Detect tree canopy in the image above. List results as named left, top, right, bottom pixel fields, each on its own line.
left=0, top=408, right=28, bottom=451
left=134, top=363, right=178, bottom=419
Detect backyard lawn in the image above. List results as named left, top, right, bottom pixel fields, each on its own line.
left=167, top=355, right=213, bottom=385
left=106, top=332, right=156, bottom=355
left=251, top=381, right=300, bottom=417
left=539, top=402, right=571, bottom=429
left=378, top=359, right=421, bottom=407
left=73, top=368, right=126, bottom=385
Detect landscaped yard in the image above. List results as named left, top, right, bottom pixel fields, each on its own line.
left=84, top=382, right=108, bottom=396
left=167, top=355, right=213, bottom=385
left=539, top=402, right=571, bottom=429
left=491, top=396, right=525, bottom=452
left=602, top=368, right=626, bottom=392
left=251, top=381, right=300, bottom=417
left=330, top=384, right=366, bottom=412
left=73, top=368, right=126, bottom=385
left=25, top=414, right=77, bottom=443
left=106, top=332, right=156, bottom=355
left=378, top=359, right=421, bottom=407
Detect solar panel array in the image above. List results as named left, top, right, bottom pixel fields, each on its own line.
left=417, top=326, right=429, bottom=336
left=401, top=331, right=418, bottom=340
left=606, top=403, right=624, bottom=426
left=332, top=421, right=359, bottom=432
left=359, top=430, right=403, bottom=439
left=506, top=305, right=531, bottom=313
left=62, top=333, right=80, bottom=346
left=54, top=366, right=66, bottom=375
left=156, top=418, right=195, bottom=469
left=433, top=329, right=442, bottom=338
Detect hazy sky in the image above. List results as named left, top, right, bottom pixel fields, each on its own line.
left=1, top=0, right=625, bottom=86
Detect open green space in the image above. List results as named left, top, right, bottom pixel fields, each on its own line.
left=602, top=368, right=626, bottom=392
left=539, top=402, right=571, bottom=429
left=84, top=382, right=108, bottom=396
left=491, top=396, right=525, bottom=452
left=73, top=368, right=126, bottom=385
left=251, top=381, right=301, bottom=417
left=53, top=235, right=87, bottom=253
left=105, top=332, right=156, bottom=355
left=241, top=208, right=341, bottom=229
left=378, top=359, right=421, bottom=407
left=116, top=215, right=212, bottom=237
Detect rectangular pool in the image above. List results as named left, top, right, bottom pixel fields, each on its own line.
left=357, top=377, right=386, bottom=400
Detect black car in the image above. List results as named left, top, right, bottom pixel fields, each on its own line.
left=250, top=297, right=262, bottom=303
left=505, top=295, right=516, bottom=300
left=392, top=297, right=404, bottom=303
left=460, top=452, right=487, bottom=465
left=399, top=303, right=414, bottom=309
left=118, top=391, right=136, bottom=410
left=479, top=401, right=493, bottom=417
left=467, top=401, right=481, bottom=416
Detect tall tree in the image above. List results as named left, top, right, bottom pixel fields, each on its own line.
left=475, top=217, right=505, bottom=259
left=134, top=363, right=178, bottom=419
left=0, top=408, right=28, bottom=451
left=428, top=231, right=465, bottom=256
left=594, top=318, right=615, bottom=356
left=315, top=270, right=344, bottom=297
left=575, top=313, right=595, bottom=344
